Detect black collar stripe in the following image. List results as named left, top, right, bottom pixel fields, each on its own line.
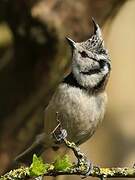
left=62, top=72, right=108, bottom=93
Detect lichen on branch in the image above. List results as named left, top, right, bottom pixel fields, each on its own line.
left=1, top=139, right=135, bottom=179
left=1, top=154, right=135, bottom=180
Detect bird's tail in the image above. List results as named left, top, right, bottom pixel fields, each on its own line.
left=15, top=133, right=45, bottom=165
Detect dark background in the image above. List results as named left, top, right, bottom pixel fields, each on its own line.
left=0, top=1, right=135, bottom=180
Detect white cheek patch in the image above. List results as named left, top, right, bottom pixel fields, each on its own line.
left=102, top=64, right=109, bottom=74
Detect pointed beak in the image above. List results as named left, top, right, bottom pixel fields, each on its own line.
left=66, top=37, right=76, bottom=48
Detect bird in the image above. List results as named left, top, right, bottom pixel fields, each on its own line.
left=15, top=18, right=111, bottom=164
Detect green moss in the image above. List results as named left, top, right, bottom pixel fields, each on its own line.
left=29, top=154, right=49, bottom=176
left=54, top=155, right=72, bottom=172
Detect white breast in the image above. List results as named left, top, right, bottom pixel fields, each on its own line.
left=44, top=83, right=107, bottom=145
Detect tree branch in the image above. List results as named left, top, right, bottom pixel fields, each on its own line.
left=1, top=163, right=135, bottom=180
left=1, top=138, right=135, bottom=179
left=1, top=118, right=135, bottom=179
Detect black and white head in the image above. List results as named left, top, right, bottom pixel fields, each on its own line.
left=66, top=18, right=111, bottom=92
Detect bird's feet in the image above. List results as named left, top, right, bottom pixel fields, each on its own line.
left=51, top=112, right=67, bottom=143
left=76, top=151, right=93, bottom=178
left=52, top=127, right=67, bottom=142
left=81, top=160, right=93, bottom=178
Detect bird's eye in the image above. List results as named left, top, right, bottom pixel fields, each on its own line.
left=79, top=51, right=89, bottom=58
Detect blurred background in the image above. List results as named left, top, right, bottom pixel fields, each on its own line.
left=0, top=0, right=135, bottom=179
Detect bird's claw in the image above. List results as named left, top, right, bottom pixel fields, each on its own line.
left=53, top=128, right=67, bottom=142
left=81, top=159, right=93, bottom=178
left=51, top=112, right=67, bottom=143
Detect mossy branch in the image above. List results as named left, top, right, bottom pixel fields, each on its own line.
left=1, top=119, right=135, bottom=180
left=1, top=158, right=135, bottom=179
left=1, top=139, right=135, bottom=179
